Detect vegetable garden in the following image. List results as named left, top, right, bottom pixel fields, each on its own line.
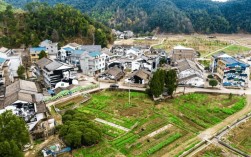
left=72, top=91, right=246, bottom=157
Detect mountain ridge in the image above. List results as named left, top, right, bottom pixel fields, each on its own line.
left=4, top=0, right=251, bottom=34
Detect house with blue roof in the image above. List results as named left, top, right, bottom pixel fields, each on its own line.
left=217, top=57, right=250, bottom=88
left=57, top=43, right=81, bottom=63
left=80, top=51, right=106, bottom=76
left=30, top=47, right=48, bottom=63
left=69, top=50, right=86, bottom=69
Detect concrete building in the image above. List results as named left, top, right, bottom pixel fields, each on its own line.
left=171, top=45, right=196, bottom=62
left=217, top=58, right=249, bottom=88
left=0, top=49, right=23, bottom=83
left=39, top=39, right=58, bottom=55
left=30, top=47, right=48, bottom=63
left=211, top=51, right=232, bottom=73
left=80, top=51, right=106, bottom=76
left=42, top=60, right=76, bottom=87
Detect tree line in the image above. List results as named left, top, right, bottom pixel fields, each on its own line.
left=5, top=0, right=251, bottom=34
left=0, top=2, right=113, bottom=48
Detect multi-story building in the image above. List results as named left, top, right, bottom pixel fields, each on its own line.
left=30, top=47, right=47, bottom=63
left=217, top=57, right=249, bottom=88
left=0, top=58, right=6, bottom=102
left=171, top=45, right=196, bottom=62
left=0, top=49, right=23, bottom=83
left=42, top=60, right=76, bottom=87
left=211, top=51, right=232, bottom=73
left=39, top=39, right=58, bottom=55
left=80, top=52, right=106, bottom=76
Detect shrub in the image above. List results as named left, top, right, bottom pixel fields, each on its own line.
left=207, top=74, right=214, bottom=79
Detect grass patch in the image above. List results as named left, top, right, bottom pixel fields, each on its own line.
left=223, top=45, right=251, bottom=55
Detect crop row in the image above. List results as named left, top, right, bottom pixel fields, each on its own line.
left=147, top=133, right=183, bottom=155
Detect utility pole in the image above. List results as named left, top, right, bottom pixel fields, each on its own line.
left=129, top=81, right=131, bottom=105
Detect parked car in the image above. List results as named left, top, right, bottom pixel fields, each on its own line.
left=110, top=84, right=119, bottom=89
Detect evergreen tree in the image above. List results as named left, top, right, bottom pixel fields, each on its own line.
left=17, top=65, right=25, bottom=79
left=165, top=69, right=178, bottom=97
left=209, top=79, right=218, bottom=88
left=149, top=70, right=165, bottom=97
left=38, top=50, right=47, bottom=59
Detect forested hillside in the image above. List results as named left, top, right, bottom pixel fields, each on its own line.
left=4, top=0, right=251, bottom=34
left=0, top=2, right=113, bottom=48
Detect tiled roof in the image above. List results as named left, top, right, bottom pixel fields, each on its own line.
left=63, top=47, right=74, bottom=52
left=177, top=59, right=201, bottom=72
left=221, top=58, right=250, bottom=68
left=0, top=57, right=6, bottom=63
left=81, top=45, right=102, bottom=52
left=72, top=50, right=85, bottom=55
left=30, top=47, right=47, bottom=53
left=44, top=60, right=63, bottom=71
left=36, top=57, right=53, bottom=68
left=89, top=51, right=102, bottom=57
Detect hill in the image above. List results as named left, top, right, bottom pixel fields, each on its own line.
left=4, top=0, right=251, bottom=34
left=0, top=2, right=113, bottom=48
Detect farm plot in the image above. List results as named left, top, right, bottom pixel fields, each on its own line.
left=224, top=118, right=251, bottom=155
left=73, top=91, right=246, bottom=157
left=153, top=35, right=229, bottom=57
left=158, top=93, right=246, bottom=131
left=55, top=95, right=89, bottom=110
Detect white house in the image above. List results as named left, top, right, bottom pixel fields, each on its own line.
left=80, top=52, right=106, bottom=76
left=39, top=39, right=58, bottom=55
left=57, top=43, right=81, bottom=63
left=177, top=59, right=204, bottom=87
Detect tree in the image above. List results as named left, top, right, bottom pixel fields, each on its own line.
left=17, top=65, right=25, bottom=80
left=207, top=74, right=214, bottom=79
left=209, top=79, right=218, bottom=88
left=38, top=50, right=47, bottom=59
left=149, top=69, right=165, bottom=97
left=0, top=111, right=30, bottom=157
left=59, top=111, right=101, bottom=148
left=165, top=69, right=178, bottom=97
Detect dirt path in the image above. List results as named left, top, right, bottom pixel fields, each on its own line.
left=95, top=118, right=130, bottom=132
left=203, top=44, right=233, bottom=58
